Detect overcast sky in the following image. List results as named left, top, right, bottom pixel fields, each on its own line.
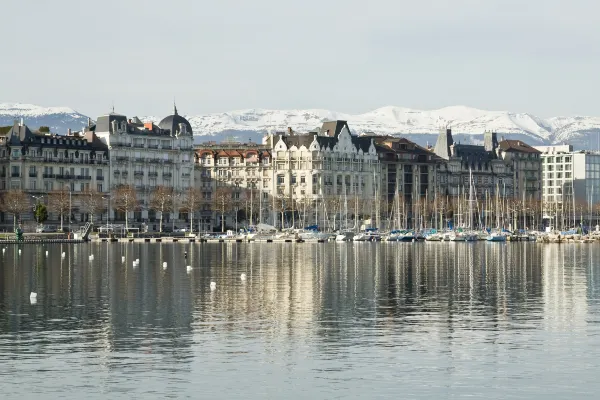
left=1, top=0, right=598, bottom=118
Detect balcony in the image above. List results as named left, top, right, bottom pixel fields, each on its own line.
left=133, top=143, right=145, bottom=148
left=134, top=158, right=145, bottom=163
left=148, top=144, right=159, bottom=149
left=122, top=172, right=129, bottom=177
left=116, top=156, right=128, bottom=162
left=11, top=172, right=20, bottom=178
left=162, top=145, right=172, bottom=150
left=113, top=171, right=120, bottom=176
left=134, top=171, right=144, bottom=177
left=77, top=175, right=92, bottom=180
left=43, top=173, right=55, bottom=179
left=97, top=176, right=104, bottom=181
left=29, top=172, right=37, bottom=178
left=55, top=174, right=65, bottom=179
left=182, top=173, right=191, bottom=178
left=148, top=172, right=158, bottom=177
left=163, top=173, right=173, bottom=179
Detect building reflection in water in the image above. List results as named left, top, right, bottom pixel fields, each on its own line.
left=1, top=242, right=599, bottom=361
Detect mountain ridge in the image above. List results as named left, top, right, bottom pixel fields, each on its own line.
left=2, top=102, right=600, bottom=149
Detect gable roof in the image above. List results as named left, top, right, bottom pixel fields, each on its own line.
left=498, top=139, right=541, bottom=154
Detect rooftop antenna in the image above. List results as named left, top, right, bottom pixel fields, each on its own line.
left=174, top=98, right=178, bottom=115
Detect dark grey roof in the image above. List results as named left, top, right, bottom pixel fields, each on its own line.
left=95, top=113, right=128, bottom=133
left=158, top=105, right=193, bottom=135
left=280, top=132, right=372, bottom=153
left=453, top=144, right=497, bottom=165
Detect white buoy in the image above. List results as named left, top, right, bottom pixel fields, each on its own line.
left=62, top=252, right=66, bottom=258
left=210, top=281, right=216, bottom=290
left=240, top=273, right=247, bottom=281
left=45, top=250, right=48, bottom=256
left=186, top=265, right=192, bottom=273
left=163, top=262, right=167, bottom=270
left=30, top=292, right=37, bottom=304
left=122, top=256, right=125, bottom=262
left=18, top=249, right=21, bottom=255
left=90, top=254, right=94, bottom=260
left=136, top=258, right=139, bottom=263
left=133, top=261, right=137, bottom=268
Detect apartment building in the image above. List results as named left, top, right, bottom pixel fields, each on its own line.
left=373, top=136, right=442, bottom=227
left=497, top=139, right=542, bottom=201
left=434, top=128, right=514, bottom=198
left=92, top=106, right=195, bottom=223
left=535, top=145, right=600, bottom=207
left=194, top=142, right=271, bottom=231
left=0, top=119, right=109, bottom=224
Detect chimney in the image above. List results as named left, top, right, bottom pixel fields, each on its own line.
left=19, top=118, right=24, bottom=127
left=287, top=127, right=293, bottom=135
left=68, top=128, right=72, bottom=136
left=87, top=117, right=92, bottom=127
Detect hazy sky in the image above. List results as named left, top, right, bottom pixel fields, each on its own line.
left=2, top=0, right=598, bottom=118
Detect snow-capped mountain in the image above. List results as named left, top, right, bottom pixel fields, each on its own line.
left=0, top=103, right=90, bottom=134
left=3, top=102, right=600, bottom=149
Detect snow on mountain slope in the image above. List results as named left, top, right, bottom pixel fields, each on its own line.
left=4, top=102, right=600, bottom=147
left=145, top=106, right=555, bottom=141
left=0, top=102, right=90, bottom=134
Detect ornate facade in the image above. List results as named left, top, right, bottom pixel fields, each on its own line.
left=0, top=120, right=109, bottom=225
left=93, top=107, right=195, bottom=223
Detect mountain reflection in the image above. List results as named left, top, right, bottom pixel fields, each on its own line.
left=0, top=242, right=598, bottom=355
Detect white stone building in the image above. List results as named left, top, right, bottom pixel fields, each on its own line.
left=93, top=107, right=195, bottom=225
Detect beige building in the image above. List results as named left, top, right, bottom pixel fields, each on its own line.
left=194, top=121, right=381, bottom=231
left=92, top=107, right=195, bottom=224
left=0, top=120, right=109, bottom=226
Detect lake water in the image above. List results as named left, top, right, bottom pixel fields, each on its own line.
left=1, top=242, right=600, bottom=399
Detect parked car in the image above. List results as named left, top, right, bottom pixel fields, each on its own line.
left=36, top=225, right=57, bottom=233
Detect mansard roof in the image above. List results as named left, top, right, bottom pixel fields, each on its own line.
left=452, top=144, right=497, bottom=164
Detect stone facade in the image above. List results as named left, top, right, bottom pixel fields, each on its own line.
left=93, top=108, right=195, bottom=224
left=0, top=120, right=109, bottom=225
left=434, top=128, right=514, bottom=198
left=497, top=139, right=542, bottom=201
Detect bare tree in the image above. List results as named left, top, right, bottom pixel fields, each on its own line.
left=1, top=189, right=30, bottom=230
left=47, top=188, right=70, bottom=231
left=81, top=188, right=105, bottom=224
left=214, top=187, right=232, bottom=232
left=113, top=185, right=137, bottom=231
left=149, top=186, right=173, bottom=233
left=180, top=187, right=202, bottom=233
left=274, top=194, right=291, bottom=230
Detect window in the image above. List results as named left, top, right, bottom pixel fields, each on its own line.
left=291, top=175, right=296, bottom=184
left=277, top=175, right=285, bottom=184
left=29, top=180, right=36, bottom=190
left=300, top=176, right=306, bottom=184
left=97, top=184, right=103, bottom=192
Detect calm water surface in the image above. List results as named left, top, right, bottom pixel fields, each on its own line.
left=1, top=242, right=600, bottom=399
